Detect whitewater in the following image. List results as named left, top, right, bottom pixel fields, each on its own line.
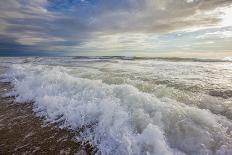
left=0, top=57, right=232, bottom=155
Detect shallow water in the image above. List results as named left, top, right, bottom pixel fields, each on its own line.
left=0, top=57, right=232, bottom=155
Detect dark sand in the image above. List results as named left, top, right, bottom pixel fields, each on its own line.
left=0, top=81, right=94, bottom=154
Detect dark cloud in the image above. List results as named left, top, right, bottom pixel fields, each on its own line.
left=0, top=35, right=61, bottom=56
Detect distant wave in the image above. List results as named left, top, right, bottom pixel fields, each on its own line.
left=72, top=56, right=232, bottom=62
left=1, top=56, right=231, bottom=64
left=223, top=57, right=232, bottom=62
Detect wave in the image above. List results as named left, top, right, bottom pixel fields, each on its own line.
left=223, top=57, right=232, bottom=62
left=72, top=56, right=232, bottom=62
left=2, top=64, right=232, bottom=155
left=1, top=56, right=231, bottom=65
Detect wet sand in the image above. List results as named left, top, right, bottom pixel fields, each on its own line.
left=0, top=81, right=93, bottom=154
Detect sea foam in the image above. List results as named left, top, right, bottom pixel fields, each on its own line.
left=2, top=64, right=232, bottom=155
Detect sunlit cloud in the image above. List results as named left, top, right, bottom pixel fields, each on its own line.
left=219, top=5, right=232, bottom=27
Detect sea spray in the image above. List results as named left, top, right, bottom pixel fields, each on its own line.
left=2, top=63, right=232, bottom=155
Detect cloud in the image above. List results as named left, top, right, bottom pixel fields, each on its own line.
left=0, top=0, right=232, bottom=56
left=196, top=27, right=232, bottom=39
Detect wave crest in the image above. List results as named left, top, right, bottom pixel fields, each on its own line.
left=2, top=64, right=232, bottom=155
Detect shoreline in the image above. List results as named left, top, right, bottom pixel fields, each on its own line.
left=0, top=81, right=93, bottom=154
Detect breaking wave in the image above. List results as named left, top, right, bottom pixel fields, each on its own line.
left=2, top=64, right=232, bottom=155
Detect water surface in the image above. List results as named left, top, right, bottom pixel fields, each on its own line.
left=0, top=57, right=232, bottom=155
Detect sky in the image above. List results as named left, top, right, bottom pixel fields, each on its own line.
left=0, top=0, right=232, bottom=57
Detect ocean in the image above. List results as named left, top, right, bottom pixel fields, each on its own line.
left=0, top=57, right=232, bottom=155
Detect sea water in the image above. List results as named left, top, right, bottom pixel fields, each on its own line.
left=0, top=57, right=232, bottom=155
